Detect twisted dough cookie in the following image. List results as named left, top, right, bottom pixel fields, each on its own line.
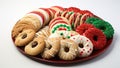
left=59, top=39, right=78, bottom=60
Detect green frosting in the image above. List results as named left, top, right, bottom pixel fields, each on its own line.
left=86, top=17, right=100, bottom=24
left=51, top=24, right=72, bottom=33
left=93, top=20, right=114, bottom=39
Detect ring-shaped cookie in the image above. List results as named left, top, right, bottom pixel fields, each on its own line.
left=24, top=36, right=45, bottom=56
left=59, top=39, right=78, bottom=60
left=15, top=29, right=35, bottom=46
left=70, top=35, right=93, bottom=57
left=84, top=28, right=107, bottom=50
left=42, top=38, right=60, bottom=59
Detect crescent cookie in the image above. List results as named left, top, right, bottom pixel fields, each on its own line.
left=70, top=35, right=93, bottom=57
left=59, top=39, right=78, bottom=60
left=15, top=29, right=35, bottom=46
left=24, top=36, right=45, bottom=56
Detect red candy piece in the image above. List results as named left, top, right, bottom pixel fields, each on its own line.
left=84, top=28, right=107, bottom=50
left=58, top=27, right=67, bottom=31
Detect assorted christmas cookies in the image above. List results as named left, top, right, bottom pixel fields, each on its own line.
left=12, top=6, right=114, bottom=61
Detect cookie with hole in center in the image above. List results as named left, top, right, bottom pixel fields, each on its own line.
left=15, top=29, right=35, bottom=46
left=24, top=36, right=45, bottom=56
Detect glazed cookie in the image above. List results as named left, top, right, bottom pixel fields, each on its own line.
left=15, top=29, right=35, bottom=46
left=24, top=36, right=45, bottom=56
left=59, top=39, right=78, bottom=60
left=42, top=37, right=60, bottom=59
left=70, top=35, right=93, bottom=57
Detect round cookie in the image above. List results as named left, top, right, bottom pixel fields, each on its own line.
left=70, top=35, right=93, bottom=57
left=92, top=20, right=114, bottom=39
left=42, top=37, right=60, bottom=59
left=24, top=36, right=45, bottom=56
left=84, top=28, right=107, bottom=50
left=59, top=39, right=78, bottom=60
left=86, top=17, right=100, bottom=24
left=66, top=7, right=82, bottom=13
left=15, top=29, right=35, bottom=46
left=12, top=19, right=36, bottom=38
left=76, top=23, right=95, bottom=35
left=50, top=6, right=65, bottom=13
left=80, top=13, right=94, bottom=25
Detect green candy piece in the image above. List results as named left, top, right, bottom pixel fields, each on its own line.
left=86, top=17, right=100, bottom=24
left=60, top=32, right=63, bottom=36
left=66, top=36, right=70, bottom=39
left=93, top=20, right=114, bottom=39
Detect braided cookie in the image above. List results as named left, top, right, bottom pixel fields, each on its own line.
left=59, top=39, right=78, bottom=60
left=42, top=38, right=60, bottom=59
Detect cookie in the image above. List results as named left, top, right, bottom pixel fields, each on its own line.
left=42, top=37, right=60, bottom=59
left=70, top=35, right=93, bottom=57
left=15, top=29, right=35, bottom=46
left=59, top=39, right=78, bottom=60
left=12, top=19, right=36, bottom=38
left=24, top=36, right=45, bottom=56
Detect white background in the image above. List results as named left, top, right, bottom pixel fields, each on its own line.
left=0, top=0, right=120, bottom=68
